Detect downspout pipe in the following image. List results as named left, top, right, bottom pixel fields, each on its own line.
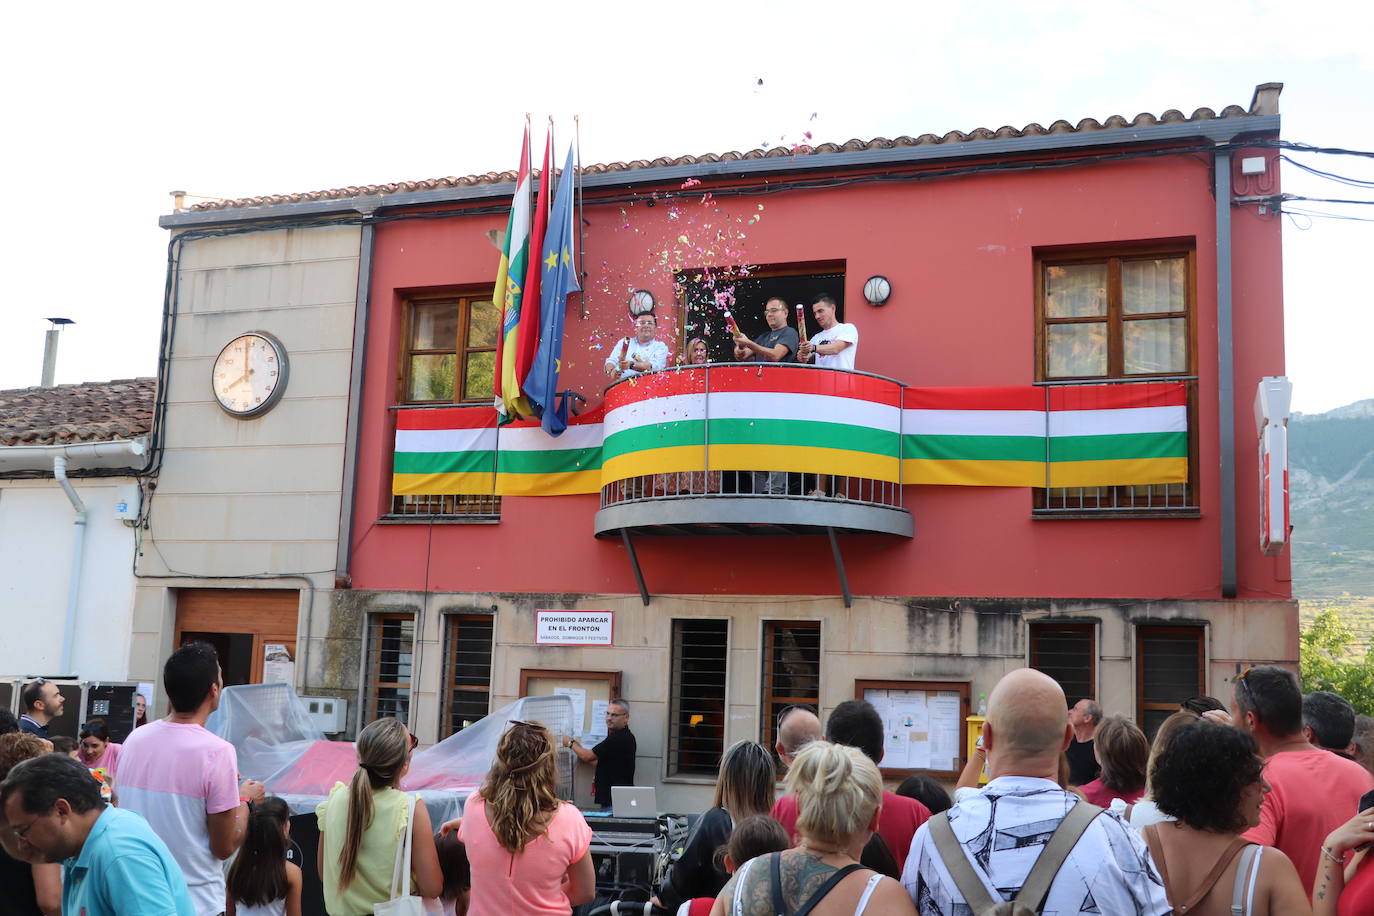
left=53, top=456, right=89, bottom=674
left=1215, top=148, right=1238, bottom=598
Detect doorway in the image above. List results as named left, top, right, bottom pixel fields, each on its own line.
left=174, top=589, right=299, bottom=689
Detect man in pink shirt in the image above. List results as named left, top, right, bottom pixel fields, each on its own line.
left=1232, top=665, right=1374, bottom=896
left=771, top=700, right=931, bottom=871
left=118, top=643, right=265, bottom=916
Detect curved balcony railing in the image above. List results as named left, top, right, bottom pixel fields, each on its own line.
left=592, top=363, right=914, bottom=539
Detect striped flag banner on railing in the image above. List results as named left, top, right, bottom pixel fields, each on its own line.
left=391, top=371, right=1187, bottom=497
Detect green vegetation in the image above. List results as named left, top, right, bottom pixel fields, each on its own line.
left=1299, top=604, right=1374, bottom=717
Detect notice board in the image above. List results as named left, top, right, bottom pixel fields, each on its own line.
left=857, top=680, right=969, bottom=779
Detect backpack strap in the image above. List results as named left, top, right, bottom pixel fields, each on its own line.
left=770, top=852, right=786, bottom=915
left=928, top=812, right=997, bottom=913
left=1142, top=823, right=1172, bottom=901
left=1168, top=838, right=1250, bottom=913
left=1012, top=801, right=1102, bottom=911
left=792, top=864, right=867, bottom=916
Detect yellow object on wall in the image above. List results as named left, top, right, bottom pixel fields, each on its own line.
left=965, top=715, right=989, bottom=785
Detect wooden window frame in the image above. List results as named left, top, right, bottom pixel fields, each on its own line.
left=1028, top=621, right=1097, bottom=705
left=760, top=620, right=822, bottom=764
left=518, top=669, right=623, bottom=702
left=441, top=614, right=495, bottom=738
left=855, top=679, right=970, bottom=780
left=1033, top=243, right=1200, bottom=515
left=398, top=291, right=498, bottom=405
left=668, top=618, right=730, bottom=777
left=1135, top=624, right=1205, bottom=733
left=363, top=613, right=415, bottom=727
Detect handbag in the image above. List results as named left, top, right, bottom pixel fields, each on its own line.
left=374, top=792, right=424, bottom=916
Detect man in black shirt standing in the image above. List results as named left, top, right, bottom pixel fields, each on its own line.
left=1065, top=697, right=1102, bottom=786
left=566, top=698, right=636, bottom=810
left=732, top=297, right=800, bottom=495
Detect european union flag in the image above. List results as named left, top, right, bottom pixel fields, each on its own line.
left=525, top=143, right=581, bottom=436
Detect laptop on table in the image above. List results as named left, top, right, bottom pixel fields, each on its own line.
left=611, top=786, right=657, bottom=819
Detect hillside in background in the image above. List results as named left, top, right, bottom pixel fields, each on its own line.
left=1290, top=398, right=1374, bottom=597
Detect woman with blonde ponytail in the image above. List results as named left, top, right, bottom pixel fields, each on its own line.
left=316, top=718, right=442, bottom=915
left=710, top=742, right=914, bottom=916
left=458, top=721, right=594, bottom=915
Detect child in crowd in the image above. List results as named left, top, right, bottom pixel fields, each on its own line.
left=424, top=830, right=471, bottom=916
left=227, top=797, right=303, bottom=916
left=676, top=815, right=790, bottom=916
left=51, top=735, right=78, bottom=757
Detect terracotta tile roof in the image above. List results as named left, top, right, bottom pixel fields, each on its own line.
left=185, top=100, right=1264, bottom=213
left=0, top=378, right=156, bottom=446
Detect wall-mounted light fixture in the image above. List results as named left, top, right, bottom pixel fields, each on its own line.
left=863, top=275, right=892, bottom=307
left=628, top=289, right=656, bottom=318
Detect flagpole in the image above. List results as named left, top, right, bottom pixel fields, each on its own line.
left=548, top=115, right=556, bottom=208
left=576, top=114, right=587, bottom=320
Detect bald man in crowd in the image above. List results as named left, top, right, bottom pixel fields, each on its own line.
left=773, top=705, right=822, bottom=770
left=902, top=669, right=1168, bottom=914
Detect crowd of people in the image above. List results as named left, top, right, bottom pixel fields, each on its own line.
left=2, top=643, right=1372, bottom=916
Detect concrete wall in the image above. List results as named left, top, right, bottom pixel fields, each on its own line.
left=130, top=225, right=360, bottom=693
left=0, top=478, right=138, bottom=679
left=333, top=588, right=1296, bottom=811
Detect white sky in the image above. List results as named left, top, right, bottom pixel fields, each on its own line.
left=3, top=0, right=1370, bottom=414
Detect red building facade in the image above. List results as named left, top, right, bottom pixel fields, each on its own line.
left=169, top=84, right=1293, bottom=805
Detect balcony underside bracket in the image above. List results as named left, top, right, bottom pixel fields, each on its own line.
left=621, top=530, right=651, bottom=606
left=826, top=527, right=853, bottom=608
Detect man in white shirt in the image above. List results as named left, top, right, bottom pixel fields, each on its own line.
left=902, top=668, right=1169, bottom=915
left=604, top=313, right=670, bottom=380
left=796, top=294, right=857, bottom=370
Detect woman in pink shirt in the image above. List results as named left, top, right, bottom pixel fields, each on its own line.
left=458, top=721, right=594, bottom=916
left=78, top=719, right=122, bottom=782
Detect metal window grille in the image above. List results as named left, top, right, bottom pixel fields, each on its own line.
left=1034, top=378, right=1198, bottom=515
left=1029, top=623, right=1095, bottom=704
left=669, top=619, right=729, bottom=776
left=1137, top=625, right=1204, bottom=738
left=389, top=493, right=501, bottom=519
left=365, top=614, right=414, bottom=725
left=761, top=621, right=821, bottom=765
left=442, top=615, right=494, bottom=737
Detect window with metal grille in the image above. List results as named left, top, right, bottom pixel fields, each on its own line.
left=1034, top=246, right=1197, bottom=514
left=1029, top=623, right=1096, bottom=706
left=668, top=619, right=729, bottom=776
left=442, top=615, right=494, bottom=737
left=365, top=614, right=414, bottom=725
left=761, top=621, right=821, bottom=765
left=388, top=493, right=501, bottom=519
left=1137, top=625, right=1205, bottom=738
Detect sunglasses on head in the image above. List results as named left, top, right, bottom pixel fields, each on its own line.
left=1235, top=666, right=1256, bottom=711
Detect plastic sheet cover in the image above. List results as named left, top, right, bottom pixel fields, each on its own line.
left=207, top=683, right=576, bottom=823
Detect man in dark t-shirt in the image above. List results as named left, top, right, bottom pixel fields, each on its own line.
left=1065, top=697, right=1102, bottom=785
left=566, top=698, right=637, bottom=809
left=732, top=297, right=801, bottom=495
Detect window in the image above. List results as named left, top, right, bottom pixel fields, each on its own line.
left=761, top=621, right=821, bottom=764
left=442, top=615, right=494, bottom=737
left=389, top=492, right=501, bottom=519
left=1136, top=625, right=1205, bottom=738
left=402, top=293, right=499, bottom=404
left=1029, top=622, right=1096, bottom=706
left=365, top=614, right=414, bottom=724
left=1035, top=246, right=1196, bottom=513
left=669, top=619, right=729, bottom=776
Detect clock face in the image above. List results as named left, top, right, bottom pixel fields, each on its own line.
left=211, top=332, right=289, bottom=417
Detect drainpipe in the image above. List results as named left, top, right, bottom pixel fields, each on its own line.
left=1215, top=147, right=1237, bottom=598
left=53, top=456, right=89, bottom=674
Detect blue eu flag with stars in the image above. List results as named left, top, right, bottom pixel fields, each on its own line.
left=524, top=143, right=581, bottom=436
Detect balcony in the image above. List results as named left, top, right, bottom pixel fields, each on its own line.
left=592, top=364, right=914, bottom=542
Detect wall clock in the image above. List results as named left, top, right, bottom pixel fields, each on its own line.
left=211, top=331, right=289, bottom=417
